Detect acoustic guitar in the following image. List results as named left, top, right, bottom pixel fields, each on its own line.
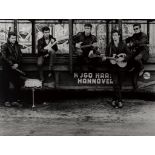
left=88, top=51, right=127, bottom=68
left=75, top=42, right=97, bottom=56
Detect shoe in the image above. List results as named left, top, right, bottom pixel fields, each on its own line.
left=118, top=101, right=123, bottom=108
left=11, top=101, right=23, bottom=108
left=4, top=101, right=12, bottom=107
left=48, top=73, right=52, bottom=78
left=111, top=100, right=116, bottom=107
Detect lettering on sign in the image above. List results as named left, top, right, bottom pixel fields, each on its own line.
left=73, top=73, right=113, bottom=85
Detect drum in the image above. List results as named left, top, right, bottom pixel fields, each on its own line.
left=24, top=79, right=42, bottom=108
left=25, top=79, right=42, bottom=88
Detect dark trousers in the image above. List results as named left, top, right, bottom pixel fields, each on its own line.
left=129, top=48, right=149, bottom=72
left=37, top=52, right=56, bottom=81
left=127, top=51, right=149, bottom=88
left=128, top=57, right=144, bottom=72
left=111, top=67, right=125, bottom=102
left=75, top=55, right=102, bottom=72
left=2, top=69, right=23, bottom=102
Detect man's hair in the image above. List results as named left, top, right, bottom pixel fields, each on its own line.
left=133, top=23, right=141, bottom=28
left=111, top=29, right=120, bottom=35
left=8, top=31, right=16, bottom=38
left=42, top=26, right=50, bottom=32
left=84, top=23, right=92, bottom=28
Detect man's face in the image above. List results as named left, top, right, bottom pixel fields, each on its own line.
left=112, top=32, right=120, bottom=42
left=43, top=30, right=50, bottom=38
left=9, top=35, right=16, bottom=44
left=133, top=26, right=141, bottom=34
left=84, top=26, right=91, bottom=36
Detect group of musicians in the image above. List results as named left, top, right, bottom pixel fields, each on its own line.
left=0, top=23, right=149, bottom=108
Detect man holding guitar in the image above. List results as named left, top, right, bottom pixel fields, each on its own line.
left=103, top=30, right=131, bottom=108
left=1, top=32, right=24, bottom=107
left=126, top=24, right=149, bottom=89
left=73, top=23, right=100, bottom=72
left=37, top=26, right=58, bottom=82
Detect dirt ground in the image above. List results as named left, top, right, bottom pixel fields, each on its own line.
left=0, top=97, right=155, bottom=136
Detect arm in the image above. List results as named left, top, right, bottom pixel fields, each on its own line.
left=37, top=39, right=48, bottom=56
left=72, top=33, right=82, bottom=51
left=105, top=44, right=111, bottom=57
left=1, top=44, right=14, bottom=66
left=16, top=44, right=23, bottom=66
left=51, top=38, right=58, bottom=52
left=133, top=33, right=148, bottom=46
left=123, top=43, right=132, bottom=61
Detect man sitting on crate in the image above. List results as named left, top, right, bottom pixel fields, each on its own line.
left=37, top=26, right=58, bottom=82
left=126, top=23, right=149, bottom=89
left=73, top=23, right=100, bottom=72
left=1, top=32, right=24, bottom=107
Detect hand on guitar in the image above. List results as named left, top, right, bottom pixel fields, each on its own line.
left=12, top=63, right=18, bottom=70
left=99, top=53, right=107, bottom=61
left=116, top=56, right=124, bottom=62
left=75, top=42, right=81, bottom=49
left=92, top=42, right=98, bottom=48
left=44, top=54, right=49, bottom=58
left=75, top=42, right=83, bottom=56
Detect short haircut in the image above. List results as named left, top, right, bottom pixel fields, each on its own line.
left=42, top=26, right=50, bottom=32
left=111, top=29, right=120, bottom=35
left=8, top=31, right=16, bottom=38
left=133, top=23, right=141, bottom=28
left=84, top=23, right=92, bottom=28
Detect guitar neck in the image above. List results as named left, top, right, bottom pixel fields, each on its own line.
left=106, top=56, right=115, bottom=60
left=81, top=44, right=93, bottom=49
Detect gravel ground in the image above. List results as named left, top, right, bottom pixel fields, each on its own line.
left=0, top=97, right=155, bottom=136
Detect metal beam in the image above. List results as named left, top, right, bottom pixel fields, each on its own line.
left=106, top=20, right=109, bottom=45
left=31, top=20, right=36, bottom=55
left=69, top=19, right=73, bottom=73
left=118, top=19, right=122, bottom=41
left=14, top=20, right=17, bottom=35
left=147, top=20, right=150, bottom=43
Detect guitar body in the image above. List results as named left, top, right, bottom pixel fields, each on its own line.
left=75, top=42, right=97, bottom=56
left=108, top=53, right=127, bottom=68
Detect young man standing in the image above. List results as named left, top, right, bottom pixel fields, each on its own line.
left=126, top=24, right=149, bottom=89
left=37, top=26, right=58, bottom=82
left=1, top=32, right=24, bottom=107
left=73, top=23, right=99, bottom=72
left=103, top=30, right=131, bottom=108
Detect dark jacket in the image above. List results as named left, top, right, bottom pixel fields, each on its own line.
left=106, top=41, right=132, bottom=71
left=106, top=41, right=131, bottom=61
left=1, top=41, right=22, bottom=70
left=37, top=35, right=58, bottom=57
left=73, top=32, right=97, bottom=57
left=126, top=32, right=149, bottom=61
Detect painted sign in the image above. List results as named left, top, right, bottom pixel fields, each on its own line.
left=73, top=72, right=113, bottom=85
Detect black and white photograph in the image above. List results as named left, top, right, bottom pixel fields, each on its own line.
left=0, top=19, right=155, bottom=136
left=1, top=0, right=155, bottom=155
